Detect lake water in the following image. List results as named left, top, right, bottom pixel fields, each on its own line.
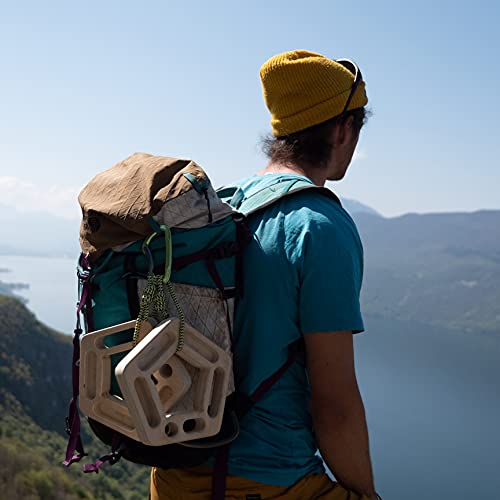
left=1, top=255, right=499, bottom=499
left=355, top=316, right=500, bottom=499
left=0, top=255, right=78, bottom=334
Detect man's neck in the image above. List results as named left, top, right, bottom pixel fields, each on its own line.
left=258, top=162, right=328, bottom=187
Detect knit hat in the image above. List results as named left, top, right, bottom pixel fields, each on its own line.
left=260, top=50, right=368, bottom=137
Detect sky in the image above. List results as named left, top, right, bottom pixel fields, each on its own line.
left=0, top=0, right=499, bottom=219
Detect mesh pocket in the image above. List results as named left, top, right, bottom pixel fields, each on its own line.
left=137, top=280, right=235, bottom=394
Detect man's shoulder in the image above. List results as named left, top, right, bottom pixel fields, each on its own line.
left=281, top=188, right=359, bottom=233
left=278, top=189, right=363, bottom=266
left=229, top=174, right=361, bottom=244
left=230, top=174, right=347, bottom=219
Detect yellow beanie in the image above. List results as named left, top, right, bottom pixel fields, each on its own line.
left=260, top=50, right=368, bottom=137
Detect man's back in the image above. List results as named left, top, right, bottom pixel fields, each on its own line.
left=227, top=172, right=364, bottom=486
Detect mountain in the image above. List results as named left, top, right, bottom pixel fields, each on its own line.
left=341, top=198, right=381, bottom=217
left=354, top=210, right=500, bottom=334
left=0, top=197, right=380, bottom=258
left=2, top=194, right=499, bottom=335
left=0, top=296, right=149, bottom=499
left=0, top=204, right=80, bottom=257
left=1, top=202, right=500, bottom=499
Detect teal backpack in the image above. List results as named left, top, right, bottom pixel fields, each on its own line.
left=63, top=155, right=340, bottom=492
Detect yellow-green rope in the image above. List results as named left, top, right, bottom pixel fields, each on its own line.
left=132, top=273, right=168, bottom=345
left=133, top=224, right=185, bottom=351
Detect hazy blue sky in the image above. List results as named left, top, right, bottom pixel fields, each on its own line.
left=0, top=0, right=499, bottom=218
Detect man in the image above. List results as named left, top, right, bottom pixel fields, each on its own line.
left=151, top=50, right=379, bottom=499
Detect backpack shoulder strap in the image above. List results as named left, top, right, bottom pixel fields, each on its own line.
left=217, top=177, right=341, bottom=216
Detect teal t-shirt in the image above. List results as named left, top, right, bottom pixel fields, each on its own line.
left=226, top=173, right=365, bottom=486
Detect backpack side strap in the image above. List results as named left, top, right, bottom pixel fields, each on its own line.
left=63, top=255, right=94, bottom=468
left=211, top=339, right=303, bottom=500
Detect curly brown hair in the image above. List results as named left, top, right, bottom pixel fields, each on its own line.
left=262, top=107, right=370, bottom=168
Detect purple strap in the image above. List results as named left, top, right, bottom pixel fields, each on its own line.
left=63, top=327, right=86, bottom=466
left=63, top=452, right=86, bottom=467
left=82, top=452, right=119, bottom=473
left=250, top=341, right=300, bottom=403
left=81, top=280, right=95, bottom=332
left=172, top=242, right=241, bottom=272
left=83, top=434, right=122, bottom=473
left=206, top=258, right=225, bottom=295
left=205, top=258, right=234, bottom=344
left=64, top=257, right=93, bottom=468
left=211, top=341, right=301, bottom=498
left=211, top=444, right=229, bottom=500
left=83, top=459, right=106, bottom=474
left=76, top=283, right=89, bottom=316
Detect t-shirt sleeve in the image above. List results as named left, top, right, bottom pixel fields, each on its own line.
left=295, top=206, right=365, bottom=335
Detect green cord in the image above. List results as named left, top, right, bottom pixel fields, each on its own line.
left=160, top=225, right=172, bottom=284
left=134, top=224, right=184, bottom=351
left=166, top=281, right=185, bottom=352
left=133, top=273, right=168, bottom=346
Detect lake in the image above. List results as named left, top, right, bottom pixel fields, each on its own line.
left=0, top=255, right=78, bottom=334
left=355, top=315, right=500, bottom=499
left=1, top=255, right=499, bottom=499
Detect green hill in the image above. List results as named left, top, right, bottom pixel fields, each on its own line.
left=0, top=296, right=150, bottom=499
left=355, top=210, right=500, bottom=334
left=0, top=271, right=28, bottom=303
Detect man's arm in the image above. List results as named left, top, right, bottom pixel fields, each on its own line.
left=304, top=329, right=376, bottom=499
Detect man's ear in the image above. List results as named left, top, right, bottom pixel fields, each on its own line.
left=332, top=115, right=355, bottom=148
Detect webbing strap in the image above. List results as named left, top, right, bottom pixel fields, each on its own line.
left=211, top=445, right=229, bottom=500
left=63, top=328, right=86, bottom=466
left=211, top=339, right=302, bottom=499
left=64, top=258, right=94, bottom=468
left=206, top=258, right=233, bottom=342
left=249, top=340, right=301, bottom=403
left=83, top=281, right=95, bottom=332
left=170, top=241, right=242, bottom=272
left=206, top=258, right=226, bottom=295
left=83, top=433, right=122, bottom=473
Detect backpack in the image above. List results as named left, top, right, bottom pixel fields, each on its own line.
left=63, top=154, right=340, bottom=483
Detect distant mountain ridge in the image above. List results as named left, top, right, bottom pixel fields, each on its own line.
left=341, top=198, right=381, bottom=217
left=0, top=197, right=380, bottom=257
left=354, top=210, right=500, bottom=334
left=2, top=199, right=499, bottom=335
left=0, top=203, right=80, bottom=257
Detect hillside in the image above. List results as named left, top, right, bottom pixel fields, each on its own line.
left=0, top=280, right=29, bottom=302
left=0, top=296, right=150, bottom=499
left=354, top=210, right=500, bottom=334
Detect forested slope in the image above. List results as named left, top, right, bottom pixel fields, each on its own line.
left=0, top=295, right=150, bottom=499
